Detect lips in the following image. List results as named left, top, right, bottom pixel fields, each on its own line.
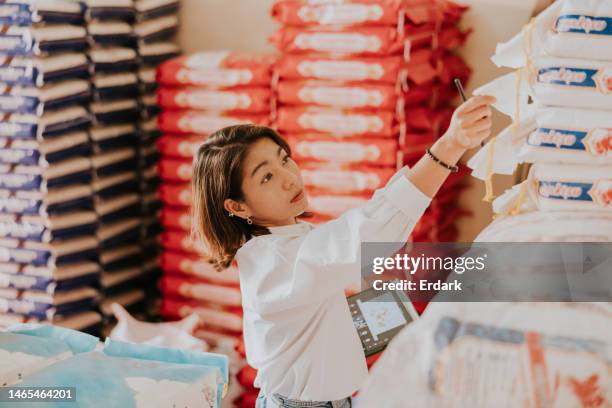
left=291, top=189, right=305, bottom=203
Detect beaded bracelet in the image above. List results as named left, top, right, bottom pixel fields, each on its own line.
left=426, top=148, right=459, bottom=173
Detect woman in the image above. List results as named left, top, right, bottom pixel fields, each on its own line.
left=192, top=95, right=495, bottom=408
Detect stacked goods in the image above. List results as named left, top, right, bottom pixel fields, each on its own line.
left=357, top=302, right=612, bottom=407
left=133, top=0, right=181, bottom=317
left=81, top=0, right=180, bottom=328
left=468, top=0, right=612, bottom=242
left=157, top=51, right=275, bottom=407
left=271, top=0, right=472, bottom=242
left=82, top=0, right=146, bottom=325
left=0, top=1, right=102, bottom=333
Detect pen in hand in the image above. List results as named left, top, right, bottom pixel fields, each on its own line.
left=454, top=78, right=486, bottom=148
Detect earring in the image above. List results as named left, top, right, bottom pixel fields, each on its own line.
left=228, top=212, right=234, bottom=217
left=246, top=216, right=253, bottom=225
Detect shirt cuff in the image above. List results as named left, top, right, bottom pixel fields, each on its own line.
left=383, top=169, right=431, bottom=220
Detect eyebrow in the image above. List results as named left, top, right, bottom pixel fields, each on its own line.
left=250, top=146, right=283, bottom=178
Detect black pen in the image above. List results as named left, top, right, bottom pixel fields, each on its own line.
left=454, top=78, right=485, bottom=147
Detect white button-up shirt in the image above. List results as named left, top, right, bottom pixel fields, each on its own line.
left=235, top=167, right=431, bottom=401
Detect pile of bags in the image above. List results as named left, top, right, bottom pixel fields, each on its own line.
left=1, top=323, right=230, bottom=408
left=156, top=50, right=277, bottom=407
left=271, top=0, right=472, bottom=242
left=0, top=0, right=101, bottom=333
left=357, top=302, right=612, bottom=407
left=82, top=0, right=180, bottom=329
left=468, top=0, right=612, bottom=241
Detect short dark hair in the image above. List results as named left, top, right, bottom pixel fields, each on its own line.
left=192, top=124, right=293, bottom=271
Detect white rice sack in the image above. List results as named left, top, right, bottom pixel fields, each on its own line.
left=475, top=210, right=612, bottom=242
left=493, top=0, right=612, bottom=67
left=357, top=302, right=612, bottom=408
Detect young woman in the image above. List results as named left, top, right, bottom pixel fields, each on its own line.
left=192, top=95, right=495, bottom=408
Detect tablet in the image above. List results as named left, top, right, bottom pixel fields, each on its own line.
left=347, top=282, right=419, bottom=357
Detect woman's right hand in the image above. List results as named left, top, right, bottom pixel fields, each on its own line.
left=442, top=95, right=496, bottom=150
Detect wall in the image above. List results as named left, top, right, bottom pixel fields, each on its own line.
left=176, top=0, right=541, bottom=240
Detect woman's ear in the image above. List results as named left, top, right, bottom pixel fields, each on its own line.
left=224, top=198, right=250, bottom=220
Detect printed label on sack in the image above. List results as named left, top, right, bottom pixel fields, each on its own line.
left=297, top=86, right=384, bottom=107
left=555, top=15, right=612, bottom=36
left=294, top=33, right=382, bottom=53
left=176, top=90, right=252, bottom=110
left=538, top=180, right=612, bottom=207
left=527, top=127, right=612, bottom=157
left=296, top=140, right=380, bottom=162
left=302, top=170, right=381, bottom=192
left=0, top=35, right=31, bottom=53
left=297, top=112, right=383, bottom=135
left=297, top=60, right=385, bottom=81
left=297, top=4, right=384, bottom=25
left=538, top=67, right=612, bottom=94
left=177, top=68, right=253, bottom=87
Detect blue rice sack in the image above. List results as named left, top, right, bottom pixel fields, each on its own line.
left=99, top=243, right=141, bottom=272
left=0, top=261, right=99, bottom=293
left=87, top=20, right=135, bottom=47
left=83, top=0, right=135, bottom=22
left=89, top=46, right=138, bottom=74
left=135, top=0, right=179, bottom=21
left=90, top=124, right=138, bottom=151
left=0, top=80, right=90, bottom=115
left=94, top=193, right=140, bottom=224
left=133, top=14, right=177, bottom=44
left=91, top=99, right=139, bottom=125
left=0, top=286, right=99, bottom=319
left=92, top=171, right=138, bottom=199
left=0, top=131, right=90, bottom=166
left=0, top=184, right=94, bottom=216
left=0, top=106, right=91, bottom=140
left=0, top=25, right=87, bottom=56
left=0, top=210, right=97, bottom=242
left=0, top=156, right=91, bottom=192
left=96, top=218, right=141, bottom=250
left=0, top=1, right=84, bottom=26
left=91, top=148, right=137, bottom=177
left=0, top=53, right=89, bottom=87
left=92, top=73, right=139, bottom=101
left=0, top=234, right=98, bottom=267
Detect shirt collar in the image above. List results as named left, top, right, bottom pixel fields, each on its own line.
left=267, top=219, right=314, bottom=235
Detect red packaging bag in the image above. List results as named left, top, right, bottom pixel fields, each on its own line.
left=160, top=230, right=208, bottom=255
left=234, top=391, right=259, bottom=408
left=157, top=87, right=272, bottom=114
left=300, top=163, right=395, bottom=194
left=237, top=365, right=258, bottom=390
left=158, top=111, right=270, bottom=135
left=278, top=81, right=399, bottom=111
left=160, top=298, right=243, bottom=332
left=277, top=107, right=397, bottom=138
left=157, top=51, right=276, bottom=88
left=270, top=26, right=406, bottom=57
left=160, top=251, right=240, bottom=285
left=288, top=134, right=398, bottom=166
left=437, top=53, right=471, bottom=85
left=157, top=134, right=205, bottom=160
left=404, top=82, right=458, bottom=107
left=271, top=0, right=404, bottom=27
left=306, top=191, right=370, bottom=218
left=405, top=106, right=453, bottom=135
left=159, top=182, right=192, bottom=208
left=159, top=158, right=193, bottom=182
left=277, top=54, right=404, bottom=84
left=161, top=206, right=191, bottom=231
left=405, top=24, right=470, bottom=51
left=160, top=276, right=242, bottom=306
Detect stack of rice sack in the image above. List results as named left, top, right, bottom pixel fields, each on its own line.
left=271, top=0, right=471, bottom=242
left=468, top=0, right=612, bottom=242
left=271, top=0, right=408, bottom=227
left=356, top=302, right=612, bottom=407
left=133, top=0, right=181, bottom=313
left=0, top=1, right=101, bottom=333
left=401, top=0, right=472, bottom=243
left=156, top=51, right=275, bottom=407
left=81, top=0, right=140, bottom=323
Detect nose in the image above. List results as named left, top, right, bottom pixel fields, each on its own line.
left=281, top=168, right=297, bottom=190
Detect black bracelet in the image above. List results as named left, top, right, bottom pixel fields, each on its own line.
left=426, top=148, right=459, bottom=173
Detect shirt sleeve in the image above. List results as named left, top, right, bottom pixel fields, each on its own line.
left=241, top=167, right=431, bottom=313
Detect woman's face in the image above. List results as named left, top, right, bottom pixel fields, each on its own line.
left=234, top=137, right=308, bottom=227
